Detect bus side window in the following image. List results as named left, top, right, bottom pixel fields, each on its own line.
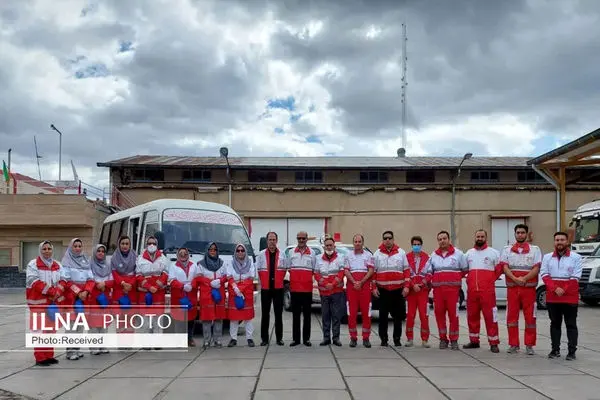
left=129, top=217, right=141, bottom=253
left=141, top=210, right=159, bottom=248
left=99, top=224, right=110, bottom=249
left=107, top=220, right=122, bottom=255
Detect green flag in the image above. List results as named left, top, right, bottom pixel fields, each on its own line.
left=2, top=160, right=9, bottom=183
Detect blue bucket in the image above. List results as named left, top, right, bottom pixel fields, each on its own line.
left=118, top=295, right=132, bottom=310
left=145, top=292, right=153, bottom=306
left=179, top=296, right=192, bottom=310
left=211, top=288, right=222, bottom=303
left=96, top=292, right=109, bottom=308
left=74, top=298, right=85, bottom=314
left=47, top=303, right=59, bottom=322
left=234, top=295, right=245, bottom=310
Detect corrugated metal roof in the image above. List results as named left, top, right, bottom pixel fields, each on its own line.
left=527, top=128, right=600, bottom=166
left=97, top=155, right=534, bottom=169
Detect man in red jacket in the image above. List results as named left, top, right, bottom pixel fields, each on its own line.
left=404, top=236, right=432, bottom=348
left=256, top=232, right=287, bottom=346
left=288, top=231, right=317, bottom=347
left=463, top=230, right=501, bottom=353
left=541, top=231, right=583, bottom=361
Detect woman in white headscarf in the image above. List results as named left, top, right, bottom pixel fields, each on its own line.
left=25, top=241, right=66, bottom=366
left=88, top=244, right=113, bottom=355
left=110, top=235, right=138, bottom=336
left=136, top=236, right=169, bottom=346
left=226, top=243, right=256, bottom=347
left=196, top=242, right=227, bottom=349
left=61, top=238, right=94, bottom=361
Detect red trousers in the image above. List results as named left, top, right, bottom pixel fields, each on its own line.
left=433, top=286, right=460, bottom=342
left=507, top=287, right=536, bottom=347
left=405, top=289, right=430, bottom=341
left=346, top=284, right=372, bottom=340
left=467, top=290, right=499, bottom=345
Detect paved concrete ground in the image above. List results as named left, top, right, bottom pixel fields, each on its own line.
left=1, top=288, right=599, bottom=400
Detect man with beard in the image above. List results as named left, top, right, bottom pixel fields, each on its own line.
left=463, top=230, right=501, bottom=353
left=541, top=231, right=583, bottom=361
left=498, top=224, right=542, bottom=355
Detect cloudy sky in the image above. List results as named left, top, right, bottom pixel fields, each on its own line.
left=1, top=0, right=599, bottom=193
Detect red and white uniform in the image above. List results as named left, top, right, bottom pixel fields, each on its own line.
left=373, top=244, right=410, bottom=291
left=405, top=251, right=431, bottom=342
left=287, top=247, right=316, bottom=293
left=62, top=263, right=95, bottom=319
left=344, top=249, right=374, bottom=340
left=168, top=260, right=201, bottom=321
left=465, top=244, right=501, bottom=345
left=314, top=253, right=345, bottom=297
left=497, top=242, right=542, bottom=347
left=540, top=249, right=583, bottom=305
left=255, top=249, right=287, bottom=290
left=226, top=260, right=257, bottom=321
left=88, top=270, right=114, bottom=329
left=26, top=256, right=67, bottom=363
left=136, top=250, right=169, bottom=314
left=427, top=245, right=467, bottom=342
left=195, top=262, right=228, bottom=321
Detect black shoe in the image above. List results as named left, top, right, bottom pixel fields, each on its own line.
left=304, top=341, right=312, bottom=347
left=548, top=350, right=561, bottom=359
left=332, top=339, right=342, bottom=347
left=463, top=342, right=480, bottom=349
left=247, top=339, right=255, bottom=347
left=320, top=340, right=331, bottom=346
left=47, top=358, right=59, bottom=364
left=490, top=345, right=499, bottom=353
left=260, top=340, right=268, bottom=346
left=363, top=339, right=371, bottom=348
left=380, top=340, right=388, bottom=347
left=349, top=339, right=357, bottom=348
left=566, top=353, right=576, bottom=361
left=393, top=338, right=401, bottom=347
left=35, top=360, right=51, bottom=366
left=228, top=339, right=237, bottom=347
left=277, top=340, right=284, bottom=346
left=290, top=341, right=300, bottom=347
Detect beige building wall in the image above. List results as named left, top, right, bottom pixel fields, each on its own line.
left=116, top=187, right=600, bottom=254
left=0, top=195, right=111, bottom=269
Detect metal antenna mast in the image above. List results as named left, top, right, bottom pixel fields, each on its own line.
left=34, top=136, right=42, bottom=181
left=401, top=23, right=408, bottom=150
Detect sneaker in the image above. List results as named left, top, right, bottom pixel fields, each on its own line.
left=247, top=339, right=255, bottom=347
left=91, top=350, right=101, bottom=356
left=490, top=345, right=499, bottom=353
left=393, top=338, right=402, bottom=347
left=332, top=339, right=342, bottom=347
left=47, top=358, right=59, bottom=364
left=349, top=339, right=357, bottom=348
left=214, top=341, right=223, bottom=348
left=76, top=351, right=84, bottom=358
left=450, top=341, right=459, bottom=350
left=422, top=341, right=431, bottom=348
left=67, top=353, right=79, bottom=361
left=35, top=360, right=51, bottom=366
left=202, top=342, right=210, bottom=350
left=260, top=341, right=268, bottom=346
left=439, top=340, right=449, bottom=349
left=548, top=350, right=561, bottom=359
left=463, top=342, right=480, bottom=349
left=404, top=340, right=414, bottom=347
left=228, top=339, right=237, bottom=347
left=507, top=346, right=519, bottom=354
left=363, top=339, right=372, bottom=348
left=526, top=346, right=535, bottom=355
left=100, top=349, right=110, bottom=354
left=566, top=353, right=576, bottom=361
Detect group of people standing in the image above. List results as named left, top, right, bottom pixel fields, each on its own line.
left=25, top=235, right=257, bottom=366
left=25, top=223, right=584, bottom=367
left=260, top=225, right=583, bottom=361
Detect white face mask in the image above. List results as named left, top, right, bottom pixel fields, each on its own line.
left=325, top=250, right=334, bottom=256
left=147, top=244, right=157, bottom=254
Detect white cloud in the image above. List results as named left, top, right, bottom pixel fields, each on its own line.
left=1, top=0, right=599, bottom=191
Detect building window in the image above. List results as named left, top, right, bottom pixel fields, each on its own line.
left=182, top=169, right=212, bottom=182
left=406, top=170, right=435, bottom=183
left=517, top=170, right=546, bottom=183
left=359, top=171, right=389, bottom=183
left=579, top=172, right=600, bottom=183
left=295, top=170, right=323, bottom=183
left=470, top=170, right=499, bottom=183
left=132, top=168, right=164, bottom=182
left=248, top=170, right=277, bottom=183
left=0, top=249, right=11, bottom=266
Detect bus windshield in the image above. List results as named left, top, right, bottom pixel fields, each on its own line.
left=572, top=216, right=600, bottom=244
left=161, top=209, right=254, bottom=256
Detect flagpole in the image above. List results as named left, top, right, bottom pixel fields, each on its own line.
left=6, top=149, right=10, bottom=194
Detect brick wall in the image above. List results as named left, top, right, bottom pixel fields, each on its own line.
left=0, top=266, right=25, bottom=288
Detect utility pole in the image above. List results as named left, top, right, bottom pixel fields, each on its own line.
left=450, top=153, right=473, bottom=244
left=50, top=124, right=62, bottom=181
left=401, top=23, right=408, bottom=150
